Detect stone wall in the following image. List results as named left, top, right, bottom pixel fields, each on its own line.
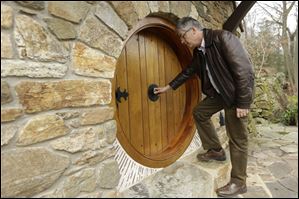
left=251, top=73, right=287, bottom=123
left=1, top=1, right=234, bottom=198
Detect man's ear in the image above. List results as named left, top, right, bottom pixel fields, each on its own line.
left=192, top=26, right=197, bottom=34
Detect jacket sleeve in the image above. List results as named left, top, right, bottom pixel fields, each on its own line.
left=219, top=30, right=255, bottom=109
left=168, top=54, right=198, bottom=90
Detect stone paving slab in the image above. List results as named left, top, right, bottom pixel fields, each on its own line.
left=179, top=148, right=231, bottom=190
left=278, top=176, right=298, bottom=193
left=266, top=181, right=298, bottom=198
left=239, top=124, right=298, bottom=198
left=119, top=161, right=216, bottom=198
left=242, top=186, right=270, bottom=198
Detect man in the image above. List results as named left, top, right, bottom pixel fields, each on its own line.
left=154, top=17, right=254, bottom=197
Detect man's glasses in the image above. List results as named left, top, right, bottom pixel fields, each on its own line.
left=179, top=28, right=192, bottom=41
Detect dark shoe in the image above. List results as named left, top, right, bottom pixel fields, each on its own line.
left=216, top=181, right=247, bottom=197
left=197, top=148, right=226, bottom=162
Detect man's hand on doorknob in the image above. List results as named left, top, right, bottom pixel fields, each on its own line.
left=154, top=85, right=171, bottom=94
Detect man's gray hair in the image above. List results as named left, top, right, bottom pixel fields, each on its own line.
left=176, top=17, right=203, bottom=31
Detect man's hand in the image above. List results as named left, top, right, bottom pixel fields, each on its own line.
left=236, top=108, right=249, bottom=118
left=154, top=85, right=171, bottom=94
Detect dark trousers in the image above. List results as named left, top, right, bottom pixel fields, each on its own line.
left=193, top=95, right=248, bottom=184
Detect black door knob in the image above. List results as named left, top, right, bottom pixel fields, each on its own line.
left=148, top=84, right=159, bottom=102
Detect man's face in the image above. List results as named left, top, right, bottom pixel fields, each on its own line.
left=177, top=27, right=201, bottom=49
left=177, top=27, right=198, bottom=48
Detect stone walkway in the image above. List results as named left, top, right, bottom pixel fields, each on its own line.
left=118, top=123, right=298, bottom=198
left=237, top=123, right=298, bottom=198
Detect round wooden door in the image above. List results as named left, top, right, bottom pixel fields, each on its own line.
left=114, top=18, right=199, bottom=168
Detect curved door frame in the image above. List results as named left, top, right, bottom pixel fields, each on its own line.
left=113, top=17, right=200, bottom=168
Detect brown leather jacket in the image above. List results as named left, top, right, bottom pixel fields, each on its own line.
left=169, top=29, right=254, bottom=109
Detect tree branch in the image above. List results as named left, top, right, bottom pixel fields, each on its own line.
left=286, top=1, right=296, bottom=15
left=257, top=2, right=282, bottom=26
left=262, top=2, right=282, bottom=15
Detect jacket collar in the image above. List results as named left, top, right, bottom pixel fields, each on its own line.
left=203, top=28, right=213, bottom=48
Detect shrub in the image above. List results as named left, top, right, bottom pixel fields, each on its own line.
left=281, top=95, right=298, bottom=125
